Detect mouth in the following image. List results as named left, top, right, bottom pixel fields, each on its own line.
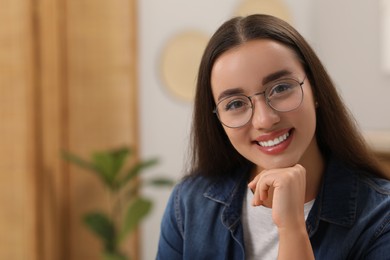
left=256, top=129, right=292, bottom=148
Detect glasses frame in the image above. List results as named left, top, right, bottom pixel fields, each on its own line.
left=213, top=76, right=306, bottom=128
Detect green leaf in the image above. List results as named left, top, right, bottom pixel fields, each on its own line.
left=119, top=158, right=159, bottom=187
left=92, top=153, right=116, bottom=186
left=108, top=147, right=131, bottom=176
left=91, top=147, right=129, bottom=188
left=119, top=198, right=152, bottom=242
left=62, top=150, right=96, bottom=172
left=62, top=150, right=121, bottom=189
left=145, top=177, right=175, bottom=187
left=84, top=212, right=117, bottom=252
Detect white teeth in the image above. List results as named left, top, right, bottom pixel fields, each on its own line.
left=258, top=132, right=290, bottom=147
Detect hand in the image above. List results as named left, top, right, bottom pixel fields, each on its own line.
left=248, top=164, right=307, bottom=230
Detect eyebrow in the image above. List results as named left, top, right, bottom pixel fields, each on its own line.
left=216, top=69, right=293, bottom=102
left=262, top=69, right=293, bottom=85
left=217, top=88, right=245, bottom=102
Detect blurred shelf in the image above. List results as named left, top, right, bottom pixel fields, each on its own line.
left=364, top=130, right=390, bottom=155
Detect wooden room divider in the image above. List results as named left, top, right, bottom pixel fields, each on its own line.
left=0, top=0, right=140, bottom=259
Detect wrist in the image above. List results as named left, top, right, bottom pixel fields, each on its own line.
left=277, top=219, right=307, bottom=237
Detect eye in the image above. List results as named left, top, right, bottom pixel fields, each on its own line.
left=268, top=82, right=294, bottom=98
left=223, top=96, right=250, bottom=112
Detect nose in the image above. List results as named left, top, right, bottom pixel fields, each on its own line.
left=251, top=97, right=280, bottom=129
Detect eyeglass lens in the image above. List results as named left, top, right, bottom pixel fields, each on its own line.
left=215, top=78, right=304, bottom=128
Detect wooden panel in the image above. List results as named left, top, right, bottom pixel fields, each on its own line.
left=0, top=0, right=38, bottom=259
left=66, top=0, right=139, bottom=259
left=0, top=0, right=139, bottom=259
left=35, top=0, right=69, bottom=259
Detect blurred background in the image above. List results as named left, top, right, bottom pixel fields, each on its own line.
left=1, top=0, right=389, bottom=259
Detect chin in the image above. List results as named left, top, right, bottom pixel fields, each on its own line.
left=254, top=155, right=300, bottom=170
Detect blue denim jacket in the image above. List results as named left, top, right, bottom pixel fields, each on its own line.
left=157, top=158, right=390, bottom=259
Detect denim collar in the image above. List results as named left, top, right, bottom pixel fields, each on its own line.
left=307, top=158, right=359, bottom=236
left=203, top=166, right=250, bottom=230
left=203, top=157, right=359, bottom=235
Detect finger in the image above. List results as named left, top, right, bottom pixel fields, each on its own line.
left=251, top=181, right=263, bottom=206
left=248, top=173, right=261, bottom=189
left=252, top=196, right=264, bottom=206
left=252, top=178, right=270, bottom=206
left=259, top=180, right=271, bottom=202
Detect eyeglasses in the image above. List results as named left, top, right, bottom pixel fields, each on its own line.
left=213, top=76, right=306, bottom=128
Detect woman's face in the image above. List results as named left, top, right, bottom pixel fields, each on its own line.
left=211, top=39, right=320, bottom=172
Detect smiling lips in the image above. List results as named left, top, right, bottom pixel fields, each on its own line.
left=257, top=131, right=290, bottom=147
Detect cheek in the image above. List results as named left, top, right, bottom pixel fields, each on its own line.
left=223, top=128, right=239, bottom=143
left=223, top=127, right=249, bottom=149
left=294, top=99, right=317, bottom=135
left=299, top=88, right=317, bottom=127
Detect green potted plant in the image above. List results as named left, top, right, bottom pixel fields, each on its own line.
left=63, top=147, right=174, bottom=260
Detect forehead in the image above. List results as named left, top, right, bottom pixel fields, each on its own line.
left=211, top=39, right=303, bottom=97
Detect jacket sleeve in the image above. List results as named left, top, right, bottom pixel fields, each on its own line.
left=156, top=184, right=184, bottom=260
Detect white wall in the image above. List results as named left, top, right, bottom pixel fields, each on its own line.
left=138, top=2, right=238, bottom=259
left=138, top=1, right=390, bottom=259
left=311, top=0, right=390, bottom=130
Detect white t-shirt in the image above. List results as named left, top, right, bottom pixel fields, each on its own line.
left=242, top=188, right=314, bottom=260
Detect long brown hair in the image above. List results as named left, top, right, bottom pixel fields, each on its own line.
left=190, top=14, right=387, bottom=179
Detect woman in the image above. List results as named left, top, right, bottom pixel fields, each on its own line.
left=157, top=14, right=390, bottom=259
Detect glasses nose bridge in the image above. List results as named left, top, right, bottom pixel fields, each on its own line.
left=248, top=91, right=268, bottom=107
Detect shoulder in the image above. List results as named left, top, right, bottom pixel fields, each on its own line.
left=352, top=163, right=390, bottom=209
left=313, top=158, right=390, bottom=256
left=174, top=168, right=248, bottom=204
left=355, top=173, right=390, bottom=255
left=358, top=172, right=390, bottom=196
left=355, top=172, right=390, bottom=223
left=324, top=157, right=390, bottom=198
left=343, top=161, right=390, bottom=235
left=320, top=157, right=390, bottom=225
left=167, top=166, right=250, bottom=216
left=172, top=175, right=214, bottom=205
